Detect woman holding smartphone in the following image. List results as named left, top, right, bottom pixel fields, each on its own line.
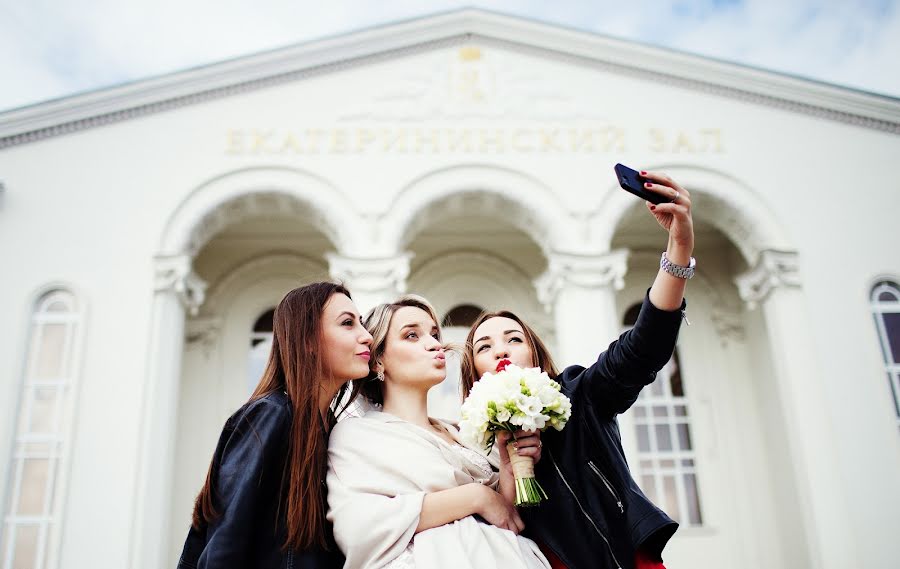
left=460, top=170, right=695, bottom=569
left=177, top=282, right=373, bottom=569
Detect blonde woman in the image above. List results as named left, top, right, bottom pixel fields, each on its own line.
left=326, top=296, right=548, bottom=569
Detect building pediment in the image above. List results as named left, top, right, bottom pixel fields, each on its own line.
left=1, top=7, right=899, bottom=148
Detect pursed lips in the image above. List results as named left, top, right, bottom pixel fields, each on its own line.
left=356, top=351, right=371, bottom=360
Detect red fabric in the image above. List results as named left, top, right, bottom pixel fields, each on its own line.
left=635, top=549, right=666, bottom=569
left=536, top=541, right=568, bottom=569
left=535, top=542, right=665, bottom=569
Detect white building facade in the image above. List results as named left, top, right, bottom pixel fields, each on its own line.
left=1, top=10, right=899, bottom=569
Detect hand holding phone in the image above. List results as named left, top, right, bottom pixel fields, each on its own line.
left=614, top=163, right=667, bottom=205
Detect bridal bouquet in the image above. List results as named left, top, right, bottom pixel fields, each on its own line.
left=459, top=359, right=572, bottom=506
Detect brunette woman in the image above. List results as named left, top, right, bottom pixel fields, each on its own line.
left=177, top=282, right=373, bottom=569
left=461, top=171, right=695, bottom=569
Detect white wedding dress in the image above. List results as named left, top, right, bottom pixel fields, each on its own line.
left=327, top=410, right=550, bottom=569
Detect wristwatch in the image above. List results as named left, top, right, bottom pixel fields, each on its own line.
left=660, top=252, right=696, bottom=279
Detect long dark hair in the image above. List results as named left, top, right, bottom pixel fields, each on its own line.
left=460, top=309, right=559, bottom=397
left=192, top=282, right=356, bottom=550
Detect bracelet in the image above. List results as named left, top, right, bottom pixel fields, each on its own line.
left=660, top=252, right=696, bottom=279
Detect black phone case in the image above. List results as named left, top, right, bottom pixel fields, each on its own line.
left=614, top=163, right=666, bottom=205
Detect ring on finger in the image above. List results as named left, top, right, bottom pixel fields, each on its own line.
left=671, top=191, right=680, bottom=203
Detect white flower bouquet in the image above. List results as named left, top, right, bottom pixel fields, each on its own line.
left=459, top=359, right=572, bottom=506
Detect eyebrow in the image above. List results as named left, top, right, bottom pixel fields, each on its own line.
left=400, top=322, right=439, bottom=332
left=336, top=311, right=358, bottom=321
left=474, top=330, right=523, bottom=344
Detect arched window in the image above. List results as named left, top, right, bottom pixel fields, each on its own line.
left=622, top=302, right=703, bottom=526
left=2, top=289, right=83, bottom=569
left=441, top=304, right=483, bottom=328
left=247, top=308, right=275, bottom=395
left=871, top=280, right=900, bottom=430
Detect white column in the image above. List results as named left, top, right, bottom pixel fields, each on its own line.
left=534, top=250, right=629, bottom=367
left=130, top=255, right=207, bottom=569
left=735, top=250, right=856, bottom=569
left=326, top=253, right=414, bottom=315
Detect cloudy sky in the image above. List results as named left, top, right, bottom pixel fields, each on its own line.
left=2, top=0, right=899, bottom=113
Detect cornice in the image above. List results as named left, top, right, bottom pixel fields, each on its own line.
left=2, top=8, right=898, bottom=149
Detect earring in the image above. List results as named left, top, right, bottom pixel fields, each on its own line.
left=376, top=371, right=385, bottom=382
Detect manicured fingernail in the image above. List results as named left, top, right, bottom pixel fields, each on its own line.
left=650, top=205, right=656, bottom=210
left=644, top=182, right=652, bottom=188
left=640, top=171, right=647, bottom=175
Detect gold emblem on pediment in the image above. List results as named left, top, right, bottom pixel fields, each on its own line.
left=458, top=46, right=482, bottom=61
left=451, top=45, right=492, bottom=104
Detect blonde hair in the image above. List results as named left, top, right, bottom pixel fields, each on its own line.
left=359, top=294, right=442, bottom=405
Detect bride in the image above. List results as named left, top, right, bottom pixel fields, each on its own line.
left=326, top=295, right=549, bottom=569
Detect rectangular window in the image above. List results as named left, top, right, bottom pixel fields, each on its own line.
left=626, top=350, right=703, bottom=526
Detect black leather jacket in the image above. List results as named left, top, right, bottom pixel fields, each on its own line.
left=522, top=293, right=686, bottom=569
left=176, top=391, right=344, bottom=569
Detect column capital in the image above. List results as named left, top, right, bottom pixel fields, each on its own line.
left=734, top=249, right=801, bottom=309
left=154, top=254, right=207, bottom=316
left=326, top=252, right=413, bottom=295
left=534, top=249, right=629, bottom=310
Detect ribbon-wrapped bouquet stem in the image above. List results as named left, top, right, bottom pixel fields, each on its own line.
left=459, top=359, right=572, bottom=506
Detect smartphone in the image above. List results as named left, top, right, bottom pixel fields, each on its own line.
left=614, top=163, right=666, bottom=205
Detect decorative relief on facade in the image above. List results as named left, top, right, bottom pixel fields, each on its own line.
left=339, top=46, right=612, bottom=122
left=154, top=255, right=208, bottom=315
left=224, top=46, right=726, bottom=157
left=326, top=253, right=413, bottom=296
left=534, top=249, right=629, bottom=310
left=734, top=250, right=801, bottom=309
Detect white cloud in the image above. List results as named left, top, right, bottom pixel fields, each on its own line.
left=1, top=0, right=898, bottom=113
left=638, top=0, right=900, bottom=96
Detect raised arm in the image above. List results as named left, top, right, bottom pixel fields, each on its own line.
left=569, top=170, right=695, bottom=417
left=643, top=170, right=695, bottom=311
